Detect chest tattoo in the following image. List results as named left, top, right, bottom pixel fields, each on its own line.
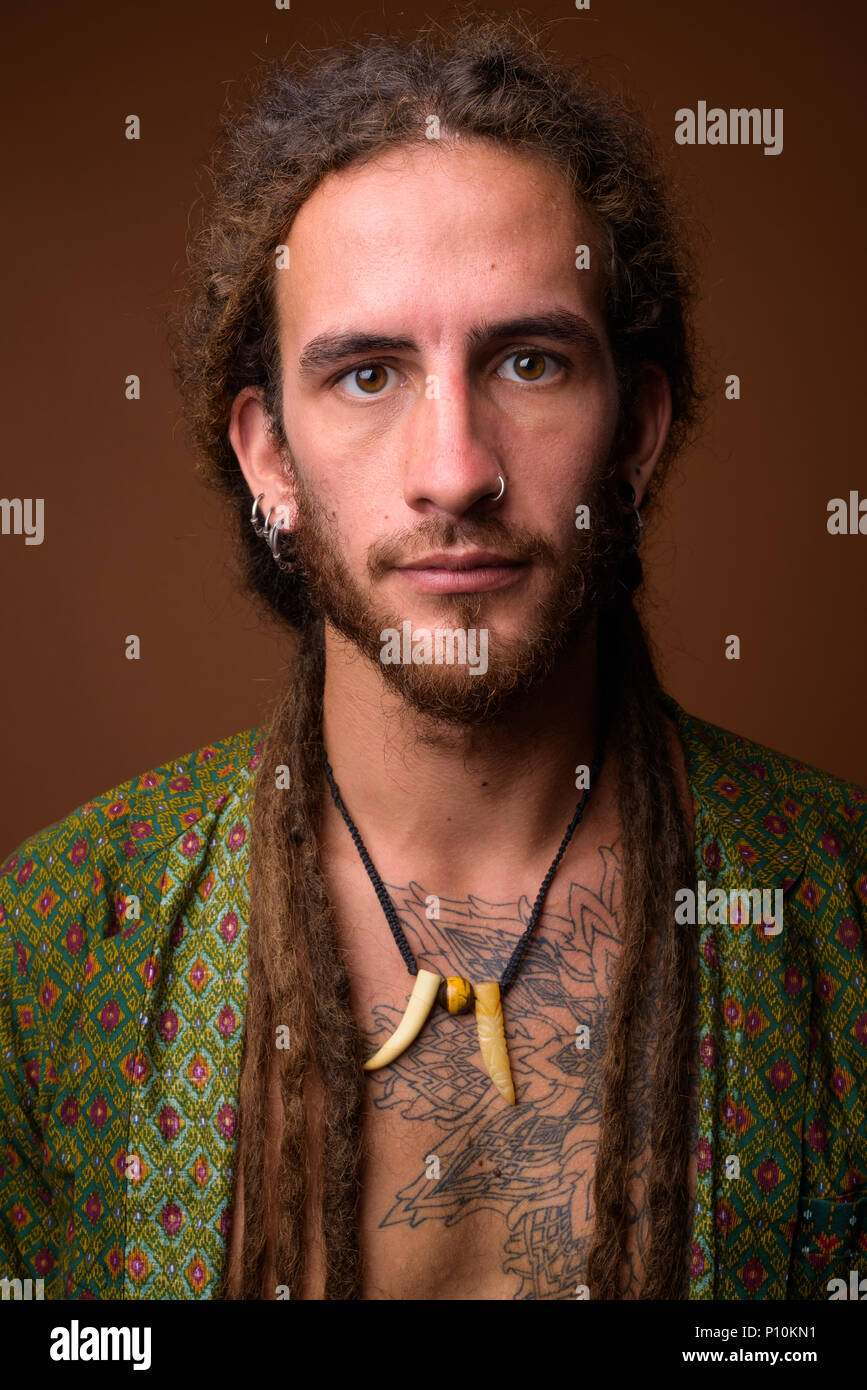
left=358, top=838, right=685, bottom=1298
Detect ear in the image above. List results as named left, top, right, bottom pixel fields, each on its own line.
left=228, top=386, right=298, bottom=529
left=615, top=363, right=673, bottom=507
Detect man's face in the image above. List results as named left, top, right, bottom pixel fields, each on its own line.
left=268, top=138, right=630, bottom=721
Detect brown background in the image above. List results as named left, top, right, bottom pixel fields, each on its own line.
left=1, top=0, right=865, bottom=850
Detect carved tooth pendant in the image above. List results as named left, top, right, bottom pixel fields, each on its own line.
left=363, top=969, right=442, bottom=1071
left=474, top=980, right=516, bottom=1105
left=362, top=971, right=516, bottom=1103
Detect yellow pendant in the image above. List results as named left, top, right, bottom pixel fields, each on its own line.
left=361, top=971, right=517, bottom=1105
left=363, top=969, right=442, bottom=1071
left=474, top=980, right=516, bottom=1105
left=437, top=976, right=474, bottom=1014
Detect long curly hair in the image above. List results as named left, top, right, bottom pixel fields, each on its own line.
left=167, top=8, right=704, bottom=1299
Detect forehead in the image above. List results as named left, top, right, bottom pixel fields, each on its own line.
left=275, top=139, right=608, bottom=342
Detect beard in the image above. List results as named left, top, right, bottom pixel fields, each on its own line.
left=283, top=453, right=632, bottom=727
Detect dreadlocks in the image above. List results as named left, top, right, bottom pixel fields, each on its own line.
left=168, top=7, right=705, bottom=1299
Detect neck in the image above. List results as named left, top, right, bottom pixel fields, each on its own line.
left=320, top=615, right=605, bottom=886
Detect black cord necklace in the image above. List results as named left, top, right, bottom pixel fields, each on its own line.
left=322, top=731, right=606, bottom=1105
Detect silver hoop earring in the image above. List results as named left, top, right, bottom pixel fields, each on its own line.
left=617, top=481, right=643, bottom=550
left=250, top=493, right=293, bottom=573
left=250, top=491, right=267, bottom=537
left=626, top=484, right=643, bottom=549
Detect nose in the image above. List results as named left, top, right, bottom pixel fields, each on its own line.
left=401, top=370, right=505, bottom=518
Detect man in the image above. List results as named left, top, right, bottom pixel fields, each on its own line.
left=1, top=15, right=865, bottom=1302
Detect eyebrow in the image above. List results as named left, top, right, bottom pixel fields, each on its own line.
left=296, top=310, right=605, bottom=380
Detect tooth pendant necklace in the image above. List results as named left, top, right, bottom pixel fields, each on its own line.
left=322, top=735, right=604, bottom=1106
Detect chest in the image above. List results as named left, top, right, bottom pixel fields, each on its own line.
left=321, top=845, right=663, bottom=1299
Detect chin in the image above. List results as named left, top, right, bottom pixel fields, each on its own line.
left=377, top=667, right=526, bottom=727
left=371, top=623, right=570, bottom=727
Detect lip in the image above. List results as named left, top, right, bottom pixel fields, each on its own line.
left=398, top=550, right=521, bottom=571
left=395, top=551, right=528, bottom=594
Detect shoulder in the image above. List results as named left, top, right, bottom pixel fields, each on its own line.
left=665, top=694, right=867, bottom=859
left=0, top=724, right=268, bottom=957
left=668, top=702, right=867, bottom=1294
left=0, top=727, right=268, bottom=1286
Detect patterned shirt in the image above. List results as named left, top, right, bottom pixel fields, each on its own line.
left=1, top=696, right=865, bottom=1300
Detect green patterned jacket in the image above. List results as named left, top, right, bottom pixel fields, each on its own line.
left=1, top=698, right=865, bottom=1299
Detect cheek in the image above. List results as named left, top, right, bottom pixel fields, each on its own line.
left=285, top=381, right=392, bottom=484
left=298, top=446, right=411, bottom=562
left=506, top=363, right=619, bottom=452
left=517, top=420, right=616, bottom=535
left=300, top=465, right=390, bottom=578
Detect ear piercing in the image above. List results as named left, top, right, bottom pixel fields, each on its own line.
left=251, top=491, right=293, bottom=572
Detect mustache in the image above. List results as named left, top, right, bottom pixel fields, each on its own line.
left=367, top=516, right=559, bottom=581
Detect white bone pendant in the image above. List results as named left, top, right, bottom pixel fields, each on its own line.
left=474, top=980, right=516, bottom=1104
left=363, top=969, right=442, bottom=1071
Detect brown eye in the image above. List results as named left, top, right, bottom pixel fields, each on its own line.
left=497, top=351, right=561, bottom=384
left=513, top=353, right=546, bottom=380
left=335, top=363, right=397, bottom=398
left=353, top=365, right=389, bottom=393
